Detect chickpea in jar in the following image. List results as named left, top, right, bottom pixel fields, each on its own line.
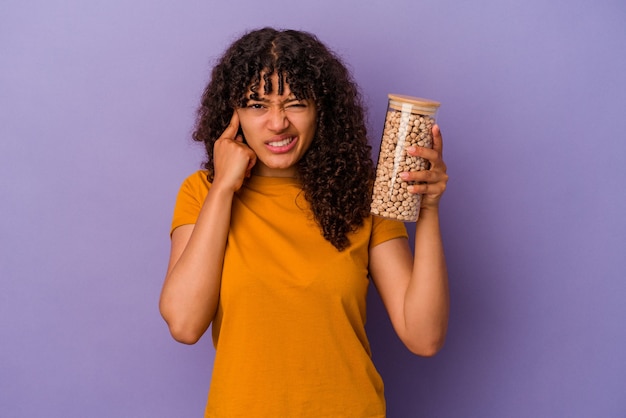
left=370, top=95, right=440, bottom=222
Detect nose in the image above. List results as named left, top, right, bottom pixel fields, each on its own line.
left=266, top=107, right=289, bottom=132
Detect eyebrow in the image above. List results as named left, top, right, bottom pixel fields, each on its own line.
left=246, top=96, right=301, bottom=104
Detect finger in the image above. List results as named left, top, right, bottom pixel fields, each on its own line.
left=222, top=111, right=240, bottom=140
left=401, top=168, right=446, bottom=184
left=407, top=181, right=446, bottom=196
left=406, top=172, right=448, bottom=194
left=406, top=145, right=440, bottom=164
left=432, top=124, right=443, bottom=156
left=245, top=153, right=257, bottom=177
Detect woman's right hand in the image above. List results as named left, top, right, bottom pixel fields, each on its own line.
left=212, top=111, right=257, bottom=191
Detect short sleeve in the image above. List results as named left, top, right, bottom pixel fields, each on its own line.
left=369, top=215, right=409, bottom=249
left=170, top=170, right=211, bottom=236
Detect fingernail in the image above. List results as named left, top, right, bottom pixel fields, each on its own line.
left=400, top=172, right=410, bottom=180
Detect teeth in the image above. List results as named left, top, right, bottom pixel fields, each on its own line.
left=269, top=137, right=293, bottom=147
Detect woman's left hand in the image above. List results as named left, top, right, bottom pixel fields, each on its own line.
left=400, top=124, right=448, bottom=210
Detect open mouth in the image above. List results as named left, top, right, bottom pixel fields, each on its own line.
left=267, top=137, right=294, bottom=147
left=265, top=136, right=298, bottom=154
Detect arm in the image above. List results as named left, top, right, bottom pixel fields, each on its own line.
left=369, top=125, right=449, bottom=356
left=159, top=111, right=256, bottom=344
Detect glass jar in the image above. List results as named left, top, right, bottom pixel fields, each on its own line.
left=370, top=94, right=440, bottom=222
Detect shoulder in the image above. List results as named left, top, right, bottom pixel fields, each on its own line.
left=170, top=170, right=211, bottom=235
left=181, top=170, right=211, bottom=188
left=369, top=215, right=409, bottom=249
left=177, top=170, right=211, bottom=198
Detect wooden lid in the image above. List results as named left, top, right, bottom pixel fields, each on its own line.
left=388, top=94, right=440, bottom=115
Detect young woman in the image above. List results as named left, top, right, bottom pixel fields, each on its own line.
left=159, top=27, right=449, bottom=417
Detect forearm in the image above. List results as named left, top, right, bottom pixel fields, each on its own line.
left=159, top=185, right=234, bottom=344
left=403, top=206, right=449, bottom=355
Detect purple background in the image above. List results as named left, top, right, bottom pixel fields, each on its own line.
left=2, top=0, right=625, bottom=417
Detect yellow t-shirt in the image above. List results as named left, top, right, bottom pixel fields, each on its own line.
left=171, top=170, right=408, bottom=418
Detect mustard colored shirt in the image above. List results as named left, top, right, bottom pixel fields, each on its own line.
left=171, top=170, right=408, bottom=418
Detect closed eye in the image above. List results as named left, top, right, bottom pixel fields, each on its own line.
left=286, top=101, right=310, bottom=111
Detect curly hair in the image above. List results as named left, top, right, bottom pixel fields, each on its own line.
left=192, top=27, right=375, bottom=251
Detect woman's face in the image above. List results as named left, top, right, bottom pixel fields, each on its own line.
left=236, top=73, right=317, bottom=177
